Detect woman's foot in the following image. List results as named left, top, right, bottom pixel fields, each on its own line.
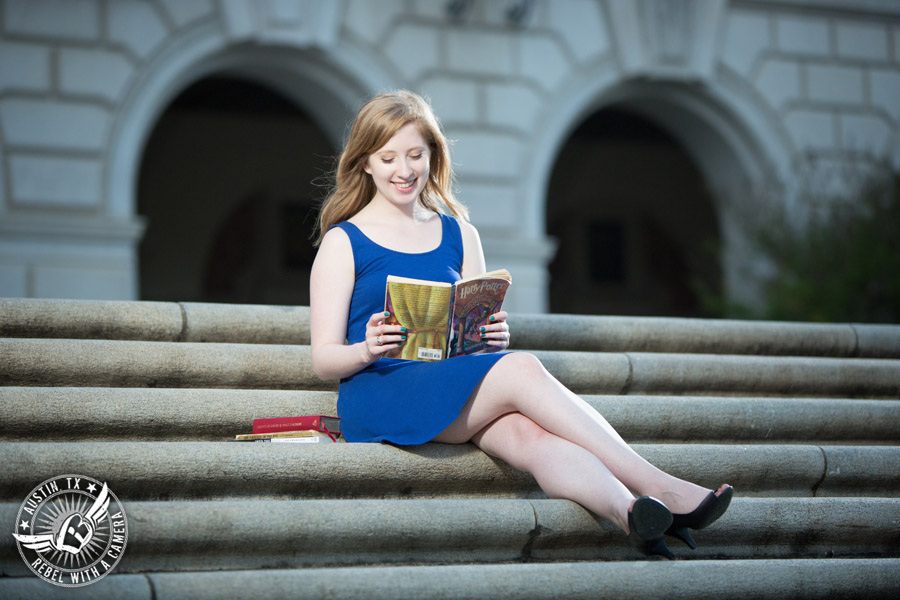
left=627, top=497, right=675, bottom=560
left=665, top=484, right=734, bottom=549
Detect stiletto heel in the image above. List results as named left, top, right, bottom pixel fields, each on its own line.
left=667, top=526, right=697, bottom=550
left=627, top=496, right=675, bottom=560
left=666, top=484, right=734, bottom=549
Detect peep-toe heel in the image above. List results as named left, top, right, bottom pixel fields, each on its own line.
left=665, top=485, right=734, bottom=549
left=628, top=496, right=675, bottom=560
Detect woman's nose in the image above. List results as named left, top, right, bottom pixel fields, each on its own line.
left=396, top=159, right=413, bottom=177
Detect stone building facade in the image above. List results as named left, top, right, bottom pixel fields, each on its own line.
left=1, top=0, right=898, bottom=314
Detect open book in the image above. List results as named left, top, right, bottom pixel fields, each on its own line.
left=384, top=269, right=511, bottom=361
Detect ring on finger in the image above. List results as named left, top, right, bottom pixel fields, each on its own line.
left=376, top=335, right=383, bottom=346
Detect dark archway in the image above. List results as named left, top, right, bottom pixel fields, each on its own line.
left=138, top=75, right=334, bottom=305
left=546, top=107, right=720, bottom=317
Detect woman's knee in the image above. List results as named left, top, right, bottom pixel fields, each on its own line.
left=493, top=352, right=550, bottom=387
left=474, top=353, right=548, bottom=413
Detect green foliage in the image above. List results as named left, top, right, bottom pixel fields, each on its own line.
left=704, top=163, right=900, bottom=324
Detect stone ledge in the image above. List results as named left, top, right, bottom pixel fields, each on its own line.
left=3, top=339, right=899, bottom=396
left=510, top=313, right=900, bottom=358
left=142, top=558, right=900, bottom=600
left=0, top=339, right=327, bottom=390
left=0, top=388, right=339, bottom=441
left=619, top=352, right=900, bottom=398
left=2, top=443, right=897, bottom=501
left=0, top=299, right=310, bottom=345
left=1, top=498, right=898, bottom=575
left=2, top=388, right=898, bottom=444
left=0, top=575, right=150, bottom=600
left=4, top=299, right=900, bottom=358
left=3, top=558, right=900, bottom=600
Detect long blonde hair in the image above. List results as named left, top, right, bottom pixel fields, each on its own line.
left=314, top=90, right=468, bottom=246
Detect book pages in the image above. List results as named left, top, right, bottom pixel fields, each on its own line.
left=385, top=281, right=452, bottom=360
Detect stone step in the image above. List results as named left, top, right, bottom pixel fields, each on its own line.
left=2, top=387, right=899, bottom=444
left=0, top=388, right=338, bottom=442
left=3, top=339, right=899, bottom=396
left=512, top=314, right=900, bottom=358
left=4, top=298, right=899, bottom=358
left=0, top=338, right=324, bottom=391
left=3, top=558, right=899, bottom=600
left=0, top=299, right=310, bottom=345
left=3, top=299, right=897, bottom=594
left=1, top=498, right=898, bottom=576
left=2, top=442, right=897, bottom=501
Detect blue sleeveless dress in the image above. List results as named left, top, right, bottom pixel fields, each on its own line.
left=332, top=213, right=508, bottom=444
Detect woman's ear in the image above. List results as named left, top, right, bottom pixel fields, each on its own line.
left=362, top=157, right=372, bottom=175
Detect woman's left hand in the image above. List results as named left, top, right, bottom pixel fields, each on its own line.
left=480, top=311, right=510, bottom=351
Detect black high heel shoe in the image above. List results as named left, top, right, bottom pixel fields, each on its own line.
left=666, top=485, right=734, bottom=549
left=628, top=496, right=675, bottom=560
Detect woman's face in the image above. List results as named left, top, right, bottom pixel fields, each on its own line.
left=364, top=122, right=430, bottom=209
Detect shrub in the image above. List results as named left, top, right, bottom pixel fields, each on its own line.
left=702, top=162, right=900, bottom=324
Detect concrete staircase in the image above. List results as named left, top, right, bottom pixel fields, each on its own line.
left=1, top=298, right=899, bottom=598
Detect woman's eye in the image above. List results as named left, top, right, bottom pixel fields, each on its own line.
left=410, top=154, right=423, bottom=160
left=381, top=158, right=394, bottom=164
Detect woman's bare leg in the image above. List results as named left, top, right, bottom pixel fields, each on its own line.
left=470, top=412, right=634, bottom=532
left=434, top=353, right=712, bottom=514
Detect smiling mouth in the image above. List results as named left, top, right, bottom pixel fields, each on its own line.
left=393, top=179, right=416, bottom=190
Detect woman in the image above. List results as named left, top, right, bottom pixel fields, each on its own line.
left=309, top=90, right=732, bottom=559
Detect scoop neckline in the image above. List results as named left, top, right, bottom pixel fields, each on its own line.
left=345, top=215, right=445, bottom=255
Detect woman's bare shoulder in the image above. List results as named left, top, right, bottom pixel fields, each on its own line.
left=456, top=217, right=482, bottom=244
left=320, top=223, right=351, bottom=246
left=314, top=225, right=354, bottom=268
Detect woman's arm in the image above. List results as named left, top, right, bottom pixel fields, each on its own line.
left=458, top=219, right=487, bottom=279
left=309, top=228, right=403, bottom=380
left=458, top=219, right=510, bottom=351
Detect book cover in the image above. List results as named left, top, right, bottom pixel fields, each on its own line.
left=264, top=437, right=341, bottom=443
left=447, top=272, right=511, bottom=357
left=384, top=269, right=511, bottom=361
left=252, top=415, right=341, bottom=436
left=230, top=436, right=343, bottom=444
left=232, top=430, right=344, bottom=443
left=235, top=430, right=338, bottom=441
left=384, top=277, right=452, bottom=361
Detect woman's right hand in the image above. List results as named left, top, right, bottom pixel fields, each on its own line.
left=362, top=311, right=406, bottom=362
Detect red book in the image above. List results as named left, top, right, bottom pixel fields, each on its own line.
left=252, top=415, right=341, bottom=437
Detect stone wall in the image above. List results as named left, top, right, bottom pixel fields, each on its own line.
left=1, top=0, right=898, bottom=311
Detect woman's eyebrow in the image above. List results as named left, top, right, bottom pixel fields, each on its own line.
left=376, top=146, right=426, bottom=155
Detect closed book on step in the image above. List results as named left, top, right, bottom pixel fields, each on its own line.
left=252, top=415, right=341, bottom=437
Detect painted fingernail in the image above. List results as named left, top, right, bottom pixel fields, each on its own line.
left=480, top=326, right=486, bottom=332
left=490, top=316, right=496, bottom=321
left=384, top=311, right=390, bottom=317
left=401, top=336, right=406, bottom=340
left=400, top=327, right=407, bottom=332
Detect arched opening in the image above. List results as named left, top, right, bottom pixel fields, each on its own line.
left=137, top=75, right=335, bottom=305
left=546, top=106, right=720, bottom=317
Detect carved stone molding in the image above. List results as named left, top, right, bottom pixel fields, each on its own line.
left=606, top=0, right=726, bottom=81
left=218, top=0, right=344, bottom=48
